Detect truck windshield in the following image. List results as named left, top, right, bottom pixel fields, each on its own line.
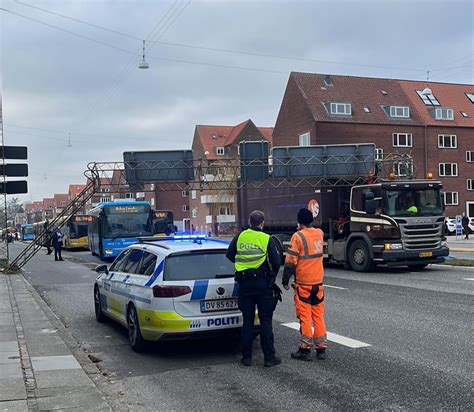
left=382, top=188, right=444, bottom=217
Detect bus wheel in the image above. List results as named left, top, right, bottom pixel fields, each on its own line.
left=348, top=240, right=373, bottom=272
left=127, top=304, right=146, bottom=352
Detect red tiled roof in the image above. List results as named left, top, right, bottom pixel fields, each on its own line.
left=290, top=72, right=425, bottom=125
left=195, top=120, right=273, bottom=160
left=398, top=80, right=474, bottom=127
left=68, top=184, right=86, bottom=199
left=43, top=198, right=54, bottom=209
left=53, top=194, right=69, bottom=206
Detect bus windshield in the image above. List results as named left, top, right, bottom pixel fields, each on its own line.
left=382, top=188, right=444, bottom=217
left=103, top=204, right=152, bottom=238
left=70, top=222, right=88, bottom=239
left=153, top=211, right=174, bottom=235
left=23, top=226, right=35, bottom=235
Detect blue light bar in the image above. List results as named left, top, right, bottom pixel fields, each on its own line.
left=173, top=234, right=208, bottom=240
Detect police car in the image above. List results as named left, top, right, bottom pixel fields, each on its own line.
left=93, top=235, right=242, bottom=351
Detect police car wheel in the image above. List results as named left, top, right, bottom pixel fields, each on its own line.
left=94, top=286, right=106, bottom=323
left=127, top=304, right=145, bottom=352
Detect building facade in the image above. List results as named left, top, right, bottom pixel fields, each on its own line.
left=273, top=72, right=473, bottom=216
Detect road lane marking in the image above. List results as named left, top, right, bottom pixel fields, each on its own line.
left=282, top=322, right=372, bottom=348
left=464, top=278, right=474, bottom=281
left=324, top=285, right=347, bottom=290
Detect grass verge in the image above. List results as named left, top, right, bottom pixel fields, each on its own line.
left=439, top=258, right=474, bottom=267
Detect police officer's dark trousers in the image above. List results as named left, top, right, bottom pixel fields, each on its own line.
left=238, top=276, right=276, bottom=362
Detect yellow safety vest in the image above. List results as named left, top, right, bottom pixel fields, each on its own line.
left=235, top=229, right=270, bottom=272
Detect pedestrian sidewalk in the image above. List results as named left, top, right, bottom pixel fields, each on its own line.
left=0, top=273, right=111, bottom=411
left=447, top=236, right=474, bottom=252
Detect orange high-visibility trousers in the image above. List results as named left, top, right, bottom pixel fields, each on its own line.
left=294, top=284, right=327, bottom=349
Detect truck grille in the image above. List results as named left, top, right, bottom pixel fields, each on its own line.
left=401, top=224, right=442, bottom=250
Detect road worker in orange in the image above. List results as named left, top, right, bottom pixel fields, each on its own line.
left=282, top=208, right=327, bottom=361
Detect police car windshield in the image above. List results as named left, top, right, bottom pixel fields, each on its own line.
left=164, top=251, right=234, bottom=281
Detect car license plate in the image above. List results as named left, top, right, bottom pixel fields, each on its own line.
left=419, top=251, right=433, bottom=258
left=200, top=299, right=238, bottom=313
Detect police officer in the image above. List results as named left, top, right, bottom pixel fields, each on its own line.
left=283, top=208, right=327, bottom=361
left=226, top=210, right=282, bottom=367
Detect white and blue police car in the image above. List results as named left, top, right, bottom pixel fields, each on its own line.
left=93, top=235, right=242, bottom=351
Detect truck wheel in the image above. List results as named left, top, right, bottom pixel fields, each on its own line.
left=408, top=264, right=428, bottom=271
left=348, top=240, right=373, bottom=272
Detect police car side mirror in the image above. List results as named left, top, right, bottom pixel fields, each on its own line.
left=95, top=264, right=109, bottom=275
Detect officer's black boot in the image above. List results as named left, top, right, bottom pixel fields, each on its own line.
left=316, top=348, right=327, bottom=360
left=291, top=348, right=312, bottom=361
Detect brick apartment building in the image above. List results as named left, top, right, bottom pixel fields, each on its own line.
left=53, top=194, right=69, bottom=217
left=42, top=198, right=54, bottom=221
left=189, top=119, right=273, bottom=235
left=25, top=201, right=43, bottom=224
left=273, top=72, right=473, bottom=216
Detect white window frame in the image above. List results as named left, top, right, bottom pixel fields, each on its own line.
left=443, top=192, right=459, bottom=206
left=392, top=133, right=413, bottom=148
left=100, top=196, right=111, bottom=203
left=375, top=148, right=384, bottom=161
left=216, top=147, right=225, bottom=156
left=181, top=190, right=189, bottom=197
left=182, top=205, right=189, bottom=212
left=466, top=93, right=474, bottom=104
left=466, top=151, right=474, bottom=162
left=100, top=187, right=110, bottom=193
left=390, top=106, right=410, bottom=118
left=192, top=208, right=197, bottom=218
left=298, top=132, right=311, bottom=147
left=219, top=206, right=231, bottom=215
left=330, top=102, right=351, bottom=116
left=125, top=193, right=134, bottom=199
left=393, top=162, right=414, bottom=177
left=438, top=163, right=458, bottom=177
left=467, top=179, right=474, bottom=191
left=435, top=108, right=454, bottom=120
left=437, top=134, right=457, bottom=149
left=191, top=190, right=196, bottom=199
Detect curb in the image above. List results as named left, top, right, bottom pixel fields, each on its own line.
left=449, top=248, right=474, bottom=253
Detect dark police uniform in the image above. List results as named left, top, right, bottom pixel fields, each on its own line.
left=226, top=227, right=281, bottom=364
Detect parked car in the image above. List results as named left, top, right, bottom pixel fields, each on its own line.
left=445, top=217, right=456, bottom=235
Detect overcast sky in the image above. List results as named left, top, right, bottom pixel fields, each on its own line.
left=1, top=0, right=472, bottom=203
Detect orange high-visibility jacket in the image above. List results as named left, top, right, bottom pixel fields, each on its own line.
left=285, top=227, right=324, bottom=285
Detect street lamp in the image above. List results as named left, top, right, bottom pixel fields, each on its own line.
left=138, top=40, right=149, bottom=69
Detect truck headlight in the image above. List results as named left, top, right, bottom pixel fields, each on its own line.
left=105, top=249, right=113, bottom=255
left=384, top=243, right=403, bottom=251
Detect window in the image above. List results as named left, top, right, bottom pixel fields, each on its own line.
left=389, top=106, right=410, bottom=118
left=416, top=90, right=440, bottom=106
left=375, top=148, right=384, bottom=161
left=211, top=133, right=218, bottom=139
left=100, top=187, right=110, bottom=193
left=150, top=183, right=155, bottom=191
left=109, top=249, right=131, bottom=272
left=393, top=162, right=414, bottom=177
left=461, top=111, right=469, bottom=118
left=60, top=201, right=66, bottom=206
left=438, top=163, right=458, bottom=177
left=182, top=205, right=189, bottom=212
left=363, top=106, right=371, bottom=113
left=467, top=180, right=474, bottom=191
left=381, top=90, right=388, bottom=96
left=467, top=151, right=474, bottom=162
left=435, top=108, right=454, bottom=120
left=237, top=145, right=240, bottom=155
left=191, top=190, right=196, bottom=199
left=138, top=252, right=157, bottom=277
left=466, top=93, right=474, bottom=104
left=216, top=147, right=225, bottom=156
left=299, top=132, right=310, bottom=146
left=192, top=208, right=197, bottom=218
left=438, top=134, right=457, bottom=149
left=150, top=198, right=155, bottom=206
left=219, top=206, right=230, bottom=215
left=392, top=133, right=413, bottom=147
left=330, top=102, right=351, bottom=115
left=122, top=249, right=144, bottom=274
left=443, top=192, right=458, bottom=206
left=125, top=193, right=134, bottom=199
left=100, top=196, right=111, bottom=203
left=181, top=190, right=189, bottom=197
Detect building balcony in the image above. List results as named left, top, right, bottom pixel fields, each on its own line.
left=201, top=194, right=235, bottom=204
left=206, top=215, right=213, bottom=224
left=216, top=214, right=236, bottom=223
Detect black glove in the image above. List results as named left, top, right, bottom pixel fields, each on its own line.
left=272, top=284, right=283, bottom=306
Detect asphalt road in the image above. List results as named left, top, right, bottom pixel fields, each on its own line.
left=11, top=243, right=474, bottom=410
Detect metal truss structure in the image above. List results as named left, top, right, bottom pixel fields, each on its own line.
left=10, top=151, right=414, bottom=270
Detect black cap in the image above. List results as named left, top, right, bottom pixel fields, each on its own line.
left=297, top=208, right=313, bottom=226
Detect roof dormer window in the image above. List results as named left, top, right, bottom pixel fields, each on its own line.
left=416, top=90, right=440, bottom=106
left=465, top=93, right=474, bottom=104
left=324, top=75, right=333, bottom=87
left=216, top=147, right=225, bottom=156
left=434, top=108, right=454, bottom=120
left=330, top=102, right=351, bottom=116
left=389, top=106, right=410, bottom=118
left=211, top=133, right=218, bottom=139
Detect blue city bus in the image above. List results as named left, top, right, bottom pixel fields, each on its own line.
left=88, top=201, right=153, bottom=259
left=21, top=224, right=35, bottom=241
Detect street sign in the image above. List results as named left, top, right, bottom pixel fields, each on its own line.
left=0, top=181, right=28, bottom=194
left=0, top=146, right=28, bottom=159
left=455, top=215, right=463, bottom=236
left=0, top=164, right=28, bottom=177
